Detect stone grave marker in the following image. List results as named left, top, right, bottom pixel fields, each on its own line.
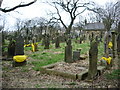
left=44, top=34, right=50, bottom=49
left=117, top=21, right=120, bottom=66
left=117, top=21, right=120, bottom=88
left=13, top=35, right=26, bottom=67
left=73, top=51, right=80, bottom=61
left=64, top=39, right=73, bottom=63
left=7, top=40, right=15, bottom=59
left=15, top=35, right=24, bottom=55
left=55, top=33, right=60, bottom=48
left=111, top=31, right=116, bottom=58
left=87, top=40, right=98, bottom=80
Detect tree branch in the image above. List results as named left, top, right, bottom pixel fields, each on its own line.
left=0, top=0, right=37, bottom=13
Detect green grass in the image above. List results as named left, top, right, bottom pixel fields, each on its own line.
left=98, top=42, right=104, bottom=59
left=30, top=52, right=64, bottom=71
left=105, top=69, right=120, bottom=79
left=27, top=40, right=104, bottom=71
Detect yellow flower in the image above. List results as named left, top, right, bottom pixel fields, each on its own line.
left=13, top=55, right=28, bottom=62
left=31, top=43, right=35, bottom=52
left=108, top=42, right=113, bottom=48
left=100, top=57, right=112, bottom=65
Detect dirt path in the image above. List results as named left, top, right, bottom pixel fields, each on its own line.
left=2, top=56, right=119, bottom=88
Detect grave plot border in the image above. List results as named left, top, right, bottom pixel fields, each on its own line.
left=40, top=62, right=106, bottom=80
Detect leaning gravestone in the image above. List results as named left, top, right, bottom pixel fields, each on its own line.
left=13, top=35, right=26, bottom=67
left=87, top=39, right=98, bottom=80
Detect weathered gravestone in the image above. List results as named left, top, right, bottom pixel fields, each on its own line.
left=15, top=35, right=24, bottom=55
left=64, top=39, right=73, bottom=63
left=55, top=33, right=60, bottom=48
left=87, top=39, right=98, bottom=80
left=111, top=31, right=116, bottom=58
left=13, top=35, right=26, bottom=67
left=73, top=51, right=80, bottom=61
left=7, top=40, right=15, bottom=58
left=117, top=21, right=120, bottom=88
left=104, top=31, right=109, bottom=57
left=117, top=21, right=120, bottom=67
left=44, top=34, right=50, bottom=49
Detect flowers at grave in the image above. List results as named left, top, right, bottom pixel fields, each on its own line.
left=13, top=55, right=28, bottom=62
left=108, top=42, right=113, bottom=49
left=35, top=42, right=38, bottom=45
left=100, top=57, right=112, bottom=65
left=31, top=43, right=35, bottom=52
left=24, top=44, right=31, bottom=47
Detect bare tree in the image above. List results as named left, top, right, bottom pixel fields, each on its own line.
left=0, top=0, right=37, bottom=13
left=48, top=0, right=92, bottom=34
left=88, top=1, right=120, bottom=31
left=88, top=1, right=120, bottom=57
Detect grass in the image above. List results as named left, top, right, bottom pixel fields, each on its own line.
left=24, top=40, right=104, bottom=71
left=105, top=69, right=120, bottom=79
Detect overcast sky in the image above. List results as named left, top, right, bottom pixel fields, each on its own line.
left=0, top=0, right=118, bottom=31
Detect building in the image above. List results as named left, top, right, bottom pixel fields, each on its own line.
left=83, top=22, right=105, bottom=31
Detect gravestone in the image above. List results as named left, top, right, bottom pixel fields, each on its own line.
left=13, top=35, right=26, bottom=67
left=111, top=31, right=116, bottom=58
left=42, top=35, right=45, bottom=46
left=15, top=35, right=24, bottom=55
left=44, top=34, right=50, bottom=49
left=55, top=33, right=60, bottom=48
left=87, top=40, right=98, bottom=80
left=64, top=39, right=73, bottom=63
left=7, top=40, right=15, bottom=58
left=73, top=51, right=80, bottom=61
left=103, top=31, right=110, bottom=57
left=117, top=21, right=120, bottom=88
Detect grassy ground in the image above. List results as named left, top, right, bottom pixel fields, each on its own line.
left=2, top=39, right=119, bottom=88
left=24, top=40, right=104, bottom=71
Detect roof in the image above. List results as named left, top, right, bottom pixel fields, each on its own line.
left=84, top=22, right=105, bottom=31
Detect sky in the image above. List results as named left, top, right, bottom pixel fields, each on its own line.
left=0, top=0, right=118, bottom=31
